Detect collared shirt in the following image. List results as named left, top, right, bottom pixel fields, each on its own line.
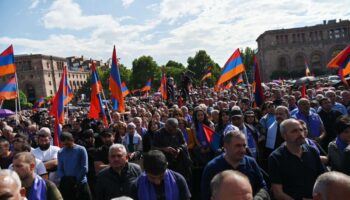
left=268, top=144, right=325, bottom=200
left=96, top=163, right=142, bottom=200
left=201, top=154, right=267, bottom=200
left=292, top=111, right=323, bottom=139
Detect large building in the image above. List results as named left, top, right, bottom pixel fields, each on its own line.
left=256, top=19, right=350, bottom=81
left=13, top=54, right=91, bottom=102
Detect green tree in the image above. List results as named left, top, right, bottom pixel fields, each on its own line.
left=187, top=50, right=220, bottom=86
left=131, top=56, right=158, bottom=90
left=241, top=47, right=256, bottom=82
left=165, top=60, right=185, bottom=69
left=2, top=90, right=33, bottom=110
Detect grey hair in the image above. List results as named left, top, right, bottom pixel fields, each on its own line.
left=280, top=118, right=299, bottom=135
left=313, top=171, right=350, bottom=200
left=0, top=169, right=22, bottom=191
left=111, top=197, right=133, bottom=200
left=166, top=118, right=178, bottom=127
left=109, top=143, right=127, bottom=156
left=275, top=106, right=290, bottom=118
left=223, top=130, right=245, bottom=144
left=133, top=117, right=142, bottom=123
left=3, top=125, right=13, bottom=132
left=211, top=170, right=250, bottom=199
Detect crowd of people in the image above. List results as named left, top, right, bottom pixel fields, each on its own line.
left=1, top=80, right=350, bottom=200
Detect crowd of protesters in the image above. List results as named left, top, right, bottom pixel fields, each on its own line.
left=1, top=79, right=350, bottom=200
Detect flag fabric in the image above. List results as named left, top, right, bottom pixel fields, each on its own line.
left=32, top=96, right=45, bottom=111
left=216, top=49, right=245, bottom=90
left=109, top=46, right=125, bottom=112
left=233, top=73, right=243, bottom=86
left=253, top=56, right=264, bottom=107
left=49, top=66, right=73, bottom=146
left=121, top=82, right=130, bottom=97
left=225, top=81, right=233, bottom=89
left=89, top=63, right=108, bottom=128
left=141, top=79, right=152, bottom=92
left=301, top=83, right=307, bottom=98
left=53, top=118, right=62, bottom=147
left=305, top=60, right=312, bottom=76
left=131, top=89, right=141, bottom=94
left=160, top=67, right=167, bottom=100
left=0, top=45, right=16, bottom=76
left=0, top=76, right=17, bottom=100
left=338, top=68, right=349, bottom=87
left=201, top=67, right=212, bottom=81
left=328, top=45, right=350, bottom=74
left=202, top=124, right=215, bottom=144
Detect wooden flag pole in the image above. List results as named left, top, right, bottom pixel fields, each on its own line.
left=100, top=89, right=112, bottom=124
left=243, top=71, right=253, bottom=106
left=15, top=73, right=21, bottom=112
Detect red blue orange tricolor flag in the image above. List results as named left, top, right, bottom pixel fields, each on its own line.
left=121, top=82, right=130, bottom=97
left=0, top=45, right=16, bottom=76
left=305, top=60, right=312, bottom=76
left=202, top=124, right=215, bottom=144
left=141, top=79, right=152, bottom=92
left=89, top=63, right=108, bottom=128
left=49, top=66, right=73, bottom=146
left=201, top=67, right=212, bottom=81
left=160, top=67, right=167, bottom=100
left=328, top=44, right=350, bottom=75
left=0, top=76, right=17, bottom=100
left=109, top=46, right=125, bottom=112
left=32, top=96, right=45, bottom=111
left=253, top=55, right=264, bottom=107
left=215, top=49, right=245, bottom=91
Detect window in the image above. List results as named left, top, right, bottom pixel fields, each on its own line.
left=50, top=90, right=53, bottom=95
left=49, top=81, right=52, bottom=86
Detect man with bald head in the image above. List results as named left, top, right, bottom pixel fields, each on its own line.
left=313, top=171, right=350, bottom=200
left=0, top=169, right=24, bottom=200
left=210, top=170, right=253, bottom=200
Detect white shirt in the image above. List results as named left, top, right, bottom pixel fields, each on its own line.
left=32, top=145, right=60, bottom=184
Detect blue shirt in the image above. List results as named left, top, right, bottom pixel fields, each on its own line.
left=201, top=154, right=267, bottom=200
left=292, top=111, right=323, bottom=139
left=259, top=113, right=275, bottom=130
left=57, top=144, right=88, bottom=184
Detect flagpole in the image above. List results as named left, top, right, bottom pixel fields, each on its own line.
left=243, top=71, right=253, bottom=106
left=100, top=89, right=112, bottom=124
left=15, top=73, right=21, bottom=112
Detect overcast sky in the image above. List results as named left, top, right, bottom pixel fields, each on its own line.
left=1, top=0, right=350, bottom=68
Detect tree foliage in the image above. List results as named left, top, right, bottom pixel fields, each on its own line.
left=131, top=56, right=158, bottom=90
left=241, top=47, right=256, bottom=82
left=165, top=60, right=185, bottom=69
left=2, top=90, right=33, bottom=110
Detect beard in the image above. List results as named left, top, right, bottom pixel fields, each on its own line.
left=39, top=143, right=50, bottom=151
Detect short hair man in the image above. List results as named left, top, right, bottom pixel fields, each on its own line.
left=268, top=119, right=325, bottom=200
left=57, top=132, right=92, bottom=200
left=96, top=144, right=141, bottom=200
left=0, top=169, right=24, bottom=200
left=210, top=170, right=253, bottom=200
left=94, top=129, right=115, bottom=174
left=131, top=150, right=191, bottom=200
left=12, top=152, right=63, bottom=200
left=32, top=127, right=60, bottom=184
left=313, top=171, right=350, bottom=200
left=201, top=130, right=269, bottom=200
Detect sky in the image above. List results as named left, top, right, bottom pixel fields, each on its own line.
left=1, top=0, right=350, bottom=68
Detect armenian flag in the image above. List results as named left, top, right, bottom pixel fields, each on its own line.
left=233, top=73, right=243, bottom=86
left=202, top=124, right=215, bottom=143
left=121, top=82, right=129, bottom=97
left=0, top=76, right=17, bottom=100
left=141, top=79, right=152, bottom=92
left=201, top=67, right=212, bottom=81
left=338, top=68, right=349, bottom=87
left=160, top=67, right=167, bottom=100
left=89, top=63, right=108, bottom=128
left=328, top=44, right=350, bottom=76
left=253, top=55, right=264, bottom=107
left=109, top=46, right=125, bottom=112
left=305, top=60, right=311, bottom=76
left=49, top=66, right=73, bottom=146
left=32, top=96, right=45, bottom=111
left=0, top=45, right=16, bottom=76
left=216, top=49, right=245, bottom=90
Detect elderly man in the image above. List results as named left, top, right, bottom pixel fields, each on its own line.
left=12, top=152, right=63, bottom=200
left=201, top=130, right=269, bottom=200
left=153, top=118, right=192, bottom=181
left=96, top=144, right=141, bottom=200
left=32, top=127, right=60, bottom=184
left=292, top=98, right=326, bottom=143
left=268, top=119, right=325, bottom=200
left=313, top=171, right=350, bottom=200
left=210, top=170, right=253, bottom=200
left=325, top=90, right=348, bottom=115
left=0, top=169, right=24, bottom=200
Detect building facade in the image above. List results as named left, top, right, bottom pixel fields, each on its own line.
left=256, top=19, right=350, bottom=81
left=13, top=54, right=90, bottom=102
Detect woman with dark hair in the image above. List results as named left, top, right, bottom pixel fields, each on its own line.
left=328, top=116, right=350, bottom=175
left=142, top=119, right=159, bottom=153
left=190, top=107, right=214, bottom=166
left=178, top=117, right=194, bottom=150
